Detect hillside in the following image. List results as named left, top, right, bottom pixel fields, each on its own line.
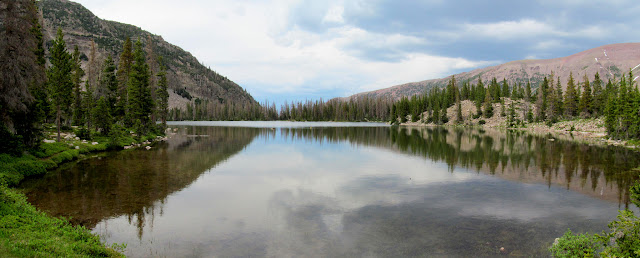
left=351, top=43, right=640, bottom=100
left=38, top=0, right=256, bottom=110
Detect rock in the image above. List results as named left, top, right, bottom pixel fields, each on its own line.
left=43, top=139, right=56, bottom=143
left=74, top=146, right=79, bottom=149
left=124, top=146, right=133, bottom=150
left=91, top=142, right=99, bottom=145
left=173, top=128, right=178, bottom=132
left=145, top=146, right=151, bottom=150
left=165, top=128, right=172, bottom=132
left=68, top=143, right=74, bottom=146
left=75, top=137, right=80, bottom=140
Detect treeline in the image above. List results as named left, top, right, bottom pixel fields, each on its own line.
left=0, top=0, right=168, bottom=154
left=170, top=96, right=394, bottom=122
left=389, top=70, right=640, bottom=140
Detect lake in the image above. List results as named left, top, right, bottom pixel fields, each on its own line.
left=19, top=122, right=640, bottom=257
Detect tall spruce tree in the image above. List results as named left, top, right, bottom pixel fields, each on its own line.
left=46, top=28, right=74, bottom=142
left=554, top=77, right=563, bottom=117
left=483, top=88, right=494, bottom=118
left=525, top=81, right=532, bottom=102
left=99, top=55, right=118, bottom=116
left=535, top=77, right=548, bottom=121
left=579, top=74, right=592, bottom=117
left=564, top=72, right=578, bottom=118
left=502, top=78, right=510, bottom=98
left=126, top=39, right=154, bottom=131
left=156, top=59, right=169, bottom=127
left=0, top=0, right=46, bottom=150
left=116, top=37, right=133, bottom=121
left=592, top=72, right=604, bottom=116
left=71, top=45, right=85, bottom=125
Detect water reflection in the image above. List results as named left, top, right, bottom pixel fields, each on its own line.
left=20, top=126, right=262, bottom=230
left=19, top=123, right=640, bottom=257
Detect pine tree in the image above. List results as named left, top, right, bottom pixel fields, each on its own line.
left=93, top=97, right=112, bottom=135
left=475, top=79, right=485, bottom=116
left=564, top=72, right=578, bottom=118
left=71, top=45, right=85, bottom=126
left=126, top=39, right=154, bottom=131
left=591, top=72, right=604, bottom=116
left=525, top=81, right=532, bottom=102
left=502, top=78, right=510, bottom=98
left=99, top=55, right=118, bottom=116
left=555, top=77, right=563, bottom=117
left=535, top=77, right=548, bottom=121
left=546, top=78, right=557, bottom=122
left=1, top=0, right=46, bottom=150
left=579, top=74, right=592, bottom=117
left=46, top=28, right=74, bottom=142
left=116, top=37, right=133, bottom=121
left=156, top=58, right=169, bottom=127
left=483, top=88, right=494, bottom=118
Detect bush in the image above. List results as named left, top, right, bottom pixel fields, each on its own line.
left=551, top=180, right=640, bottom=257
left=33, top=142, right=69, bottom=158
left=549, top=230, right=600, bottom=257
left=478, top=120, right=486, bottom=125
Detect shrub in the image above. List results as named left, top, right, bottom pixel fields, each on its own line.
left=478, top=120, right=486, bottom=125
left=549, top=230, right=600, bottom=257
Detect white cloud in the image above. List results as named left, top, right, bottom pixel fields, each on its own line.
left=322, top=4, right=345, bottom=24
left=463, top=19, right=555, bottom=40
left=73, top=0, right=489, bottom=102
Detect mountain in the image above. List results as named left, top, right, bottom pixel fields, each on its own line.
left=350, top=43, right=640, bottom=100
left=38, top=0, right=256, bottom=110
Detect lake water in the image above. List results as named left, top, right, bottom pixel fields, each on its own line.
left=20, top=122, right=640, bottom=257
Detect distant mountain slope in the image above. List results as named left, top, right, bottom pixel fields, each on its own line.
left=38, top=0, right=256, bottom=109
left=351, top=43, right=640, bottom=100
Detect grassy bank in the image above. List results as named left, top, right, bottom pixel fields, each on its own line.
left=0, top=186, right=124, bottom=257
left=0, top=126, right=164, bottom=257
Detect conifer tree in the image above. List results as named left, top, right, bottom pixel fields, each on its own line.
left=546, top=78, right=557, bottom=121
left=116, top=37, right=133, bottom=121
left=502, top=78, right=510, bottom=98
left=156, top=58, right=169, bottom=127
left=535, top=77, right=548, bottom=121
left=71, top=45, right=85, bottom=125
left=127, top=39, right=154, bottom=131
left=564, top=72, right=578, bottom=118
left=46, top=28, right=74, bottom=142
left=82, top=82, right=94, bottom=130
left=1, top=0, right=46, bottom=149
left=555, top=77, right=563, bottom=117
left=579, top=74, right=592, bottom=117
left=525, top=81, right=532, bottom=102
left=483, top=88, right=493, bottom=118
left=99, top=55, right=118, bottom=116
left=93, top=97, right=112, bottom=135
left=475, top=79, right=485, bottom=116
left=591, top=72, right=604, bottom=116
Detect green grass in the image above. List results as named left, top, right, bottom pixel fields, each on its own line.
left=0, top=125, right=164, bottom=257
left=0, top=186, right=123, bottom=257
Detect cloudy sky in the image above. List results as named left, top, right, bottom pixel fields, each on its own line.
left=73, top=0, right=640, bottom=104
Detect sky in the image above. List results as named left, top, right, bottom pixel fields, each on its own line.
left=72, top=0, right=640, bottom=105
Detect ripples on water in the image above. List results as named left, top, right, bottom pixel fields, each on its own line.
left=20, top=122, right=640, bottom=257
